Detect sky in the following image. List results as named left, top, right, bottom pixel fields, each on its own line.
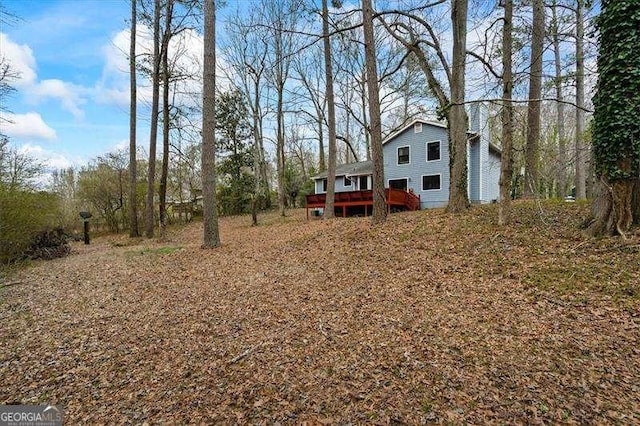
left=1, top=0, right=146, bottom=172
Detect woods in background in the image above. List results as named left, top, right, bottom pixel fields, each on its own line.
left=2, top=0, right=638, bottom=248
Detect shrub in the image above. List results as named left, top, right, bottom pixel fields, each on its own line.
left=0, top=188, right=63, bottom=263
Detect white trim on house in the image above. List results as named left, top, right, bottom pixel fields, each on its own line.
left=343, top=176, right=352, bottom=187
left=426, top=140, right=442, bottom=162
left=397, top=145, right=411, bottom=165
left=414, top=122, right=423, bottom=133
left=421, top=173, right=442, bottom=191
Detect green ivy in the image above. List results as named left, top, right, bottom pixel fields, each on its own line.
left=592, top=0, right=640, bottom=180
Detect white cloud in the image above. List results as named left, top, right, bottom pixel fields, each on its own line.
left=1, top=32, right=87, bottom=119
left=2, top=112, right=57, bottom=140
left=27, top=79, right=86, bottom=119
left=0, top=33, right=37, bottom=86
left=18, top=143, right=73, bottom=170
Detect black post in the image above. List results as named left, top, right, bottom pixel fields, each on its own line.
left=79, top=211, right=92, bottom=245
left=83, top=221, right=90, bottom=245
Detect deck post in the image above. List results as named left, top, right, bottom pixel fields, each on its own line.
left=342, top=206, right=346, bottom=217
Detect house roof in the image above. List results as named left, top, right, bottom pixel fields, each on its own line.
left=382, top=119, right=447, bottom=145
left=312, top=160, right=373, bottom=180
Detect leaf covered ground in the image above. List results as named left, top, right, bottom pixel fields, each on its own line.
left=1, top=202, right=639, bottom=424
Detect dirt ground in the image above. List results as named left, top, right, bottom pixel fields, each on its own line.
left=1, top=203, right=639, bottom=424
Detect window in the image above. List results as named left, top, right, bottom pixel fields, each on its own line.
left=343, top=176, right=352, bottom=186
left=322, top=179, right=327, bottom=192
left=389, top=178, right=408, bottom=190
left=422, top=174, right=441, bottom=191
left=359, top=176, right=369, bottom=190
left=427, top=141, right=441, bottom=162
left=414, top=122, right=423, bottom=133
left=397, top=146, right=410, bottom=164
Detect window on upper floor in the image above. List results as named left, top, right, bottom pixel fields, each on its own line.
left=422, top=174, right=441, bottom=191
left=414, top=122, right=423, bottom=133
left=343, top=176, right=352, bottom=186
left=397, top=146, right=410, bottom=164
left=427, top=141, right=441, bottom=162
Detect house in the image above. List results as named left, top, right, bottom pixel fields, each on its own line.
left=307, top=104, right=501, bottom=216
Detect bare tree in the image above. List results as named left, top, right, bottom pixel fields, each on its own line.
left=223, top=9, right=271, bottom=219
left=574, top=0, right=586, bottom=200
left=362, top=0, right=386, bottom=224
left=498, top=0, right=514, bottom=226
left=323, top=0, right=338, bottom=219
left=447, top=0, right=470, bottom=212
left=202, top=0, right=220, bottom=248
left=550, top=0, right=567, bottom=198
left=257, top=0, right=303, bottom=217
left=291, top=48, right=327, bottom=172
left=159, top=0, right=174, bottom=239
left=144, top=0, right=162, bottom=238
left=129, top=0, right=139, bottom=238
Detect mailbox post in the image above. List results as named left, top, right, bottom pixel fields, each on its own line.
left=79, top=211, right=92, bottom=245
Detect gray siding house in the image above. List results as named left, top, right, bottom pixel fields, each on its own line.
left=312, top=104, right=501, bottom=210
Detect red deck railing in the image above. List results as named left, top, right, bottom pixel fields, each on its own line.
left=305, top=188, right=420, bottom=218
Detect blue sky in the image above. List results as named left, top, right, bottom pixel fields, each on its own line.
left=1, top=0, right=153, bottom=171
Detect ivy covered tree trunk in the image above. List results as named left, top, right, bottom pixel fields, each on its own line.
left=587, top=0, right=640, bottom=237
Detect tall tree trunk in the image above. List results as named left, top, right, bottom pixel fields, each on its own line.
left=277, top=87, right=286, bottom=217
left=252, top=78, right=270, bottom=209
left=158, top=0, right=173, bottom=240
left=586, top=0, right=639, bottom=237
left=318, top=116, right=326, bottom=172
left=552, top=1, right=566, bottom=198
left=446, top=0, right=470, bottom=213
left=632, top=179, right=640, bottom=225
left=252, top=102, right=261, bottom=226
left=587, top=178, right=635, bottom=237
left=252, top=86, right=267, bottom=214
left=128, top=0, right=139, bottom=238
left=275, top=24, right=286, bottom=217
left=575, top=0, right=587, bottom=200
left=362, top=0, right=386, bottom=225
left=323, top=0, right=337, bottom=219
left=202, top=0, right=220, bottom=248
left=524, top=0, right=545, bottom=199
left=144, top=0, right=161, bottom=238
left=361, top=73, right=371, bottom=161
left=498, top=0, right=514, bottom=226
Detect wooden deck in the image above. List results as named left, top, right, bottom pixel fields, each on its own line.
left=305, top=188, right=421, bottom=219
